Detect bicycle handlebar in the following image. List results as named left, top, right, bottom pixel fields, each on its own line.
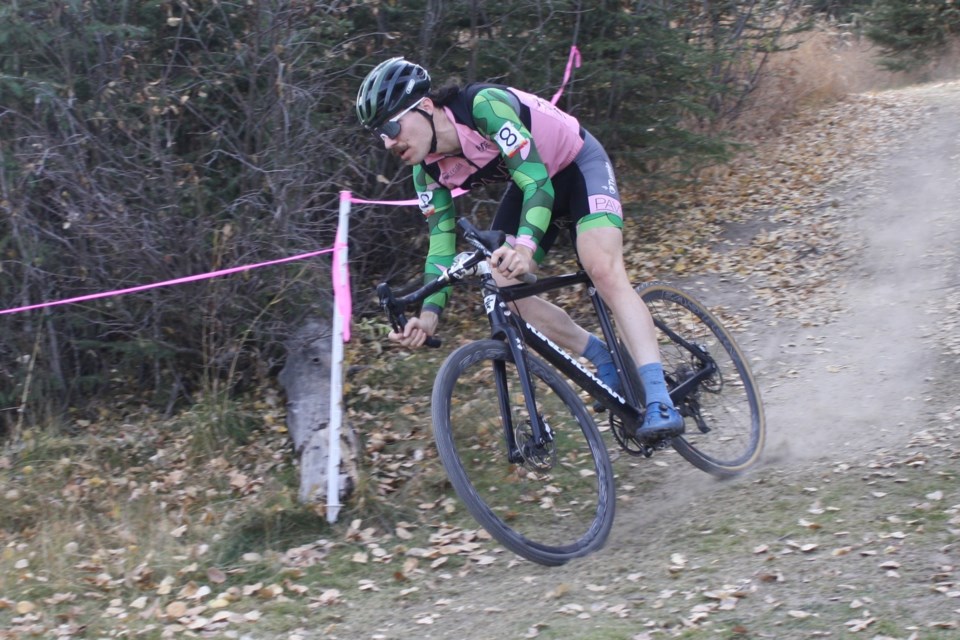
left=376, top=282, right=443, bottom=348
left=375, top=218, right=536, bottom=349
left=457, top=218, right=537, bottom=286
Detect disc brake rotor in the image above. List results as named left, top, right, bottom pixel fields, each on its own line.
left=514, top=419, right=557, bottom=471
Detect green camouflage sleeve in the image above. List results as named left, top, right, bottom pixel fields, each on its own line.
left=471, top=87, right=553, bottom=253
left=412, top=164, right=456, bottom=314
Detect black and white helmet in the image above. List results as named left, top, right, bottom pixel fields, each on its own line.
left=356, top=57, right=431, bottom=130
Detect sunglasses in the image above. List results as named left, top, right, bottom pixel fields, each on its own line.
left=372, top=99, right=424, bottom=140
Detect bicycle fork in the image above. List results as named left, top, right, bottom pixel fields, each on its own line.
left=491, top=361, right=541, bottom=466
left=482, top=285, right=554, bottom=465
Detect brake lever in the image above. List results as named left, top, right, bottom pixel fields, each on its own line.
left=376, top=282, right=442, bottom=348
left=457, top=218, right=537, bottom=284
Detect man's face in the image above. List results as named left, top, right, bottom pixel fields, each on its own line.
left=379, top=99, right=433, bottom=166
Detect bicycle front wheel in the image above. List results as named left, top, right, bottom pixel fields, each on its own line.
left=638, top=282, right=765, bottom=476
left=431, top=339, right=616, bottom=566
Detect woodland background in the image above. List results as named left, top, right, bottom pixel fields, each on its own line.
left=1, top=0, right=958, bottom=434
left=3, top=2, right=960, bottom=638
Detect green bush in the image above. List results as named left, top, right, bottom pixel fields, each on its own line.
left=0, top=0, right=867, bottom=430
left=866, top=0, right=960, bottom=71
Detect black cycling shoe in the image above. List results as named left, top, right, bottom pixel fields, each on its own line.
left=634, top=402, right=685, bottom=440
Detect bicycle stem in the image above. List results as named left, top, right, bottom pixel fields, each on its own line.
left=376, top=218, right=531, bottom=348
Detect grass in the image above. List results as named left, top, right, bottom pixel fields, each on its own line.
left=4, top=50, right=960, bottom=638
left=7, top=307, right=955, bottom=640
left=1, top=342, right=528, bottom=635
left=0, top=393, right=345, bottom=636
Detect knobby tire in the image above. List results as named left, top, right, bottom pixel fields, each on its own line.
left=638, top=282, right=765, bottom=476
left=431, top=339, right=616, bottom=566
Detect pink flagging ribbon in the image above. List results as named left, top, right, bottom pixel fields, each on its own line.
left=332, top=242, right=351, bottom=342
left=334, top=191, right=352, bottom=342
left=349, top=189, right=466, bottom=207
left=551, top=45, right=581, bottom=105
left=0, top=247, right=336, bottom=316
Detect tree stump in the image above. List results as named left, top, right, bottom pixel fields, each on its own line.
left=278, top=317, right=358, bottom=509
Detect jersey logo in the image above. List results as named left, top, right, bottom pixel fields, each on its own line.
left=495, top=122, right=529, bottom=159
left=418, top=191, right=436, bottom=217
left=589, top=194, right=623, bottom=216
left=601, top=161, right=618, bottom=195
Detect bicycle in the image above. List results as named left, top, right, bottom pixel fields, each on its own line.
left=377, top=218, right=765, bottom=566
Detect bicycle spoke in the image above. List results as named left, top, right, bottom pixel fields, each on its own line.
left=639, top=283, right=765, bottom=475
left=433, top=340, right=615, bottom=564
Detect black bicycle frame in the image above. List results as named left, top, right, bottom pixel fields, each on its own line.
left=484, top=271, right=645, bottom=436
left=377, top=234, right=719, bottom=454
left=490, top=270, right=720, bottom=433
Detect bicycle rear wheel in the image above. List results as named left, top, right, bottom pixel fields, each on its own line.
left=638, top=282, right=765, bottom=476
left=432, top=339, right=615, bottom=566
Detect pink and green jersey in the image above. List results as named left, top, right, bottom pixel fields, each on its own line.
left=414, top=84, right=621, bottom=314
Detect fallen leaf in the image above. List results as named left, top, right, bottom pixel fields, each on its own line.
left=15, top=601, right=35, bottom=615
left=845, top=617, right=876, bottom=631
left=207, top=567, right=227, bottom=584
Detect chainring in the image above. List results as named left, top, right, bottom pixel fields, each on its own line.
left=609, top=414, right=652, bottom=457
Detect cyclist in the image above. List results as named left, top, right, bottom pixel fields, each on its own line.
left=356, top=57, right=684, bottom=440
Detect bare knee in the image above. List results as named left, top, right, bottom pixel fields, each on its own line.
left=583, top=256, right=631, bottom=297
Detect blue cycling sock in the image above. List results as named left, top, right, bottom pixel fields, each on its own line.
left=638, top=362, right=674, bottom=408
left=583, top=334, right=610, bottom=364
left=582, top=335, right=619, bottom=390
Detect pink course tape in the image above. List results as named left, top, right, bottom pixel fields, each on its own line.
left=348, top=189, right=466, bottom=207
left=0, top=247, right=336, bottom=316
left=334, top=192, right=353, bottom=342
left=551, top=46, right=581, bottom=106
left=3, top=46, right=583, bottom=321
left=332, top=242, right=351, bottom=343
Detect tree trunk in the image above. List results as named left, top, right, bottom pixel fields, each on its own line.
left=278, top=317, right=359, bottom=509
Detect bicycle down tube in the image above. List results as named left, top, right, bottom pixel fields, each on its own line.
left=498, top=273, right=719, bottom=425
left=495, top=273, right=645, bottom=427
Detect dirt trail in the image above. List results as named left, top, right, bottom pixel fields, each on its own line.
left=321, top=80, right=960, bottom=640
left=758, top=81, right=960, bottom=463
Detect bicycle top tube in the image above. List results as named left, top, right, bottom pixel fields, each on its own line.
left=498, top=271, right=592, bottom=304
left=381, top=217, right=547, bottom=311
